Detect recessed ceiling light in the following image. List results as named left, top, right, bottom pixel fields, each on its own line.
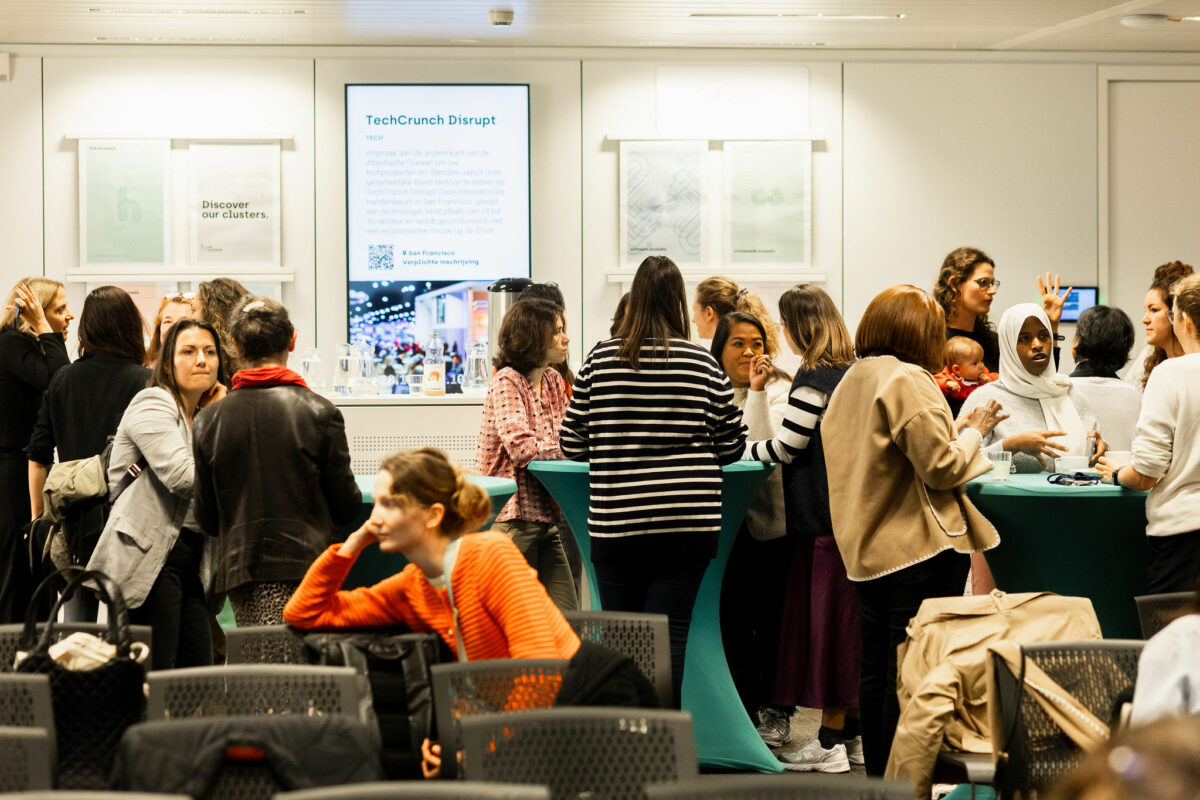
left=1120, top=13, right=1200, bottom=28
left=89, top=6, right=306, bottom=15
left=689, top=13, right=904, bottom=21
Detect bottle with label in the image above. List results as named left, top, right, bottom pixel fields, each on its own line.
left=423, top=333, right=446, bottom=396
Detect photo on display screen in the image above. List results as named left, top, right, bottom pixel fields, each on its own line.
left=1060, top=286, right=1098, bottom=322
left=345, top=84, right=530, bottom=391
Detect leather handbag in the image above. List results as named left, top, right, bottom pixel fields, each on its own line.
left=16, top=568, right=148, bottom=789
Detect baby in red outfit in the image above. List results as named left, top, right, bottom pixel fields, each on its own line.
left=935, top=336, right=997, bottom=405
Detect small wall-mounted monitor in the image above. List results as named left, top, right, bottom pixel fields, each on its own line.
left=1060, top=286, right=1098, bottom=323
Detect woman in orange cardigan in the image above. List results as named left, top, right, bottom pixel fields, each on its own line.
left=284, top=447, right=580, bottom=777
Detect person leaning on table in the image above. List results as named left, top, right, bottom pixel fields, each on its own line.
left=820, top=284, right=1007, bottom=776
left=1097, top=274, right=1200, bottom=595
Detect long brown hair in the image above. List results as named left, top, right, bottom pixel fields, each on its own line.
left=615, top=256, right=689, bottom=370
left=1142, top=261, right=1195, bottom=387
left=493, top=299, right=559, bottom=375
left=695, top=276, right=781, bottom=355
left=149, top=318, right=228, bottom=417
left=856, top=285, right=947, bottom=373
left=380, top=448, right=490, bottom=537
left=933, top=246, right=994, bottom=334
left=778, top=284, right=854, bottom=370
left=77, top=285, right=146, bottom=363
left=197, top=278, right=249, bottom=378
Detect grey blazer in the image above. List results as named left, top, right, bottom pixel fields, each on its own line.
left=87, top=387, right=208, bottom=609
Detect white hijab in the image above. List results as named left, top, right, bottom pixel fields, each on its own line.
left=996, top=303, right=1088, bottom=458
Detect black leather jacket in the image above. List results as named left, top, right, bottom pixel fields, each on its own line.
left=193, top=384, right=361, bottom=593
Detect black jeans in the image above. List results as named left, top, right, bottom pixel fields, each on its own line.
left=1146, top=530, right=1200, bottom=594
left=854, top=549, right=970, bottom=776
left=593, top=558, right=709, bottom=708
left=0, top=455, right=36, bottom=624
left=130, top=528, right=213, bottom=671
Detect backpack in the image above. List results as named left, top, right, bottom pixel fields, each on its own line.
left=38, top=436, right=146, bottom=569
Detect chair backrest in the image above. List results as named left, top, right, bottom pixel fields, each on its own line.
left=1, top=794, right=189, bottom=799
left=0, top=673, right=55, bottom=731
left=0, top=623, right=152, bottom=673
left=146, top=665, right=361, bottom=721
left=224, top=626, right=309, bottom=665
left=1134, top=592, right=1194, bottom=639
left=563, top=611, right=671, bottom=708
left=431, top=659, right=569, bottom=780
left=993, top=640, right=1143, bottom=797
left=275, top=782, right=551, bottom=799
left=646, top=774, right=913, bottom=799
left=0, top=726, right=54, bottom=792
left=461, top=708, right=698, bottom=800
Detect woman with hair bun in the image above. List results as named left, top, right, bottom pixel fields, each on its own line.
left=285, top=447, right=581, bottom=777
left=692, top=276, right=781, bottom=353
left=283, top=446, right=580, bottom=658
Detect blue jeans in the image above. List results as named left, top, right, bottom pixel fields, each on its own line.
left=592, top=558, right=709, bottom=708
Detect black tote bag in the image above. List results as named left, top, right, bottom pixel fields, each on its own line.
left=16, top=568, right=147, bottom=789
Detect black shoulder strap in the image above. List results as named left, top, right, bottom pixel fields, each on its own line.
left=110, top=458, right=147, bottom=505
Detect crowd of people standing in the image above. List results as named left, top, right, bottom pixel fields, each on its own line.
left=1, top=243, right=1198, bottom=779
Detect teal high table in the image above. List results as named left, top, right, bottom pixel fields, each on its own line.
left=966, top=473, right=1148, bottom=639
left=341, top=473, right=517, bottom=589
left=529, top=459, right=781, bottom=772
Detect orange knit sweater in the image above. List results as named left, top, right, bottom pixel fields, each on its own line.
left=283, top=531, right=580, bottom=661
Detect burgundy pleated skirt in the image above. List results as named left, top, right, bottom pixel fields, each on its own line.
left=774, top=533, right=861, bottom=709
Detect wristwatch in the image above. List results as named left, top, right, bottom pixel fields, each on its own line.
left=1111, top=466, right=1122, bottom=486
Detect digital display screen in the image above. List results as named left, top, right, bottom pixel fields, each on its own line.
left=1060, top=286, right=1098, bottom=323
left=345, top=84, right=530, bottom=390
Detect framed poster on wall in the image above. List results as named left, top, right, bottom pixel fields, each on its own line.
left=188, top=143, right=281, bottom=267
left=79, top=139, right=171, bottom=266
left=723, top=141, right=812, bottom=269
left=619, top=140, right=707, bottom=267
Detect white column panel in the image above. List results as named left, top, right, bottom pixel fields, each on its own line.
left=0, top=56, right=44, bottom=290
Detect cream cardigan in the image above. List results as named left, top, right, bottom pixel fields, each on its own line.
left=822, top=356, right=998, bottom=581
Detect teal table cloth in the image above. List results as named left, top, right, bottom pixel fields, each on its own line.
left=529, top=459, right=781, bottom=772
left=967, top=473, right=1148, bottom=638
left=342, top=472, right=516, bottom=588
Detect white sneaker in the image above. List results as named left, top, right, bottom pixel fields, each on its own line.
left=844, top=734, right=865, bottom=766
left=755, top=707, right=792, bottom=747
left=779, top=739, right=850, bottom=773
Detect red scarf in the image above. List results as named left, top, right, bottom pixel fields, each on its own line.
left=231, top=366, right=309, bottom=391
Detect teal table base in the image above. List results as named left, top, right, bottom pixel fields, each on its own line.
left=967, top=475, right=1148, bottom=639
left=530, top=460, right=782, bottom=772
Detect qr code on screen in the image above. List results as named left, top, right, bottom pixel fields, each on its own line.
left=367, top=244, right=393, bottom=272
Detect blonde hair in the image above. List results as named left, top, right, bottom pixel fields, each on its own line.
left=379, top=448, right=490, bottom=537
left=3, top=278, right=63, bottom=335
left=777, top=284, right=854, bottom=370
left=695, top=276, right=781, bottom=356
left=944, top=336, right=984, bottom=369
left=145, top=293, right=198, bottom=367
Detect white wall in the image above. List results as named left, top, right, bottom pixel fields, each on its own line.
left=0, top=56, right=44, bottom=291
left=843, top=62, right=1098, bottom=371
left=4, top=46, right=1200, bottom=397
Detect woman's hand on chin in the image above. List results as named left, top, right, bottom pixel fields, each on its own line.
left=748, top=355, right=772, bottom=392
left=338, top=519, right=381, bottom=557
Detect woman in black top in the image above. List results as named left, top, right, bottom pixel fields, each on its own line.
left=0, top=278, right=72, bottom=622
left=933, top=246, right=1071, bottom=374
left=27, top=287, right=150, bottom=619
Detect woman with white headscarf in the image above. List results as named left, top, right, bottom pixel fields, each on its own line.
left=958, top=303, right=1105, bottom=473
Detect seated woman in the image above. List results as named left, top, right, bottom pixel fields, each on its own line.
left=284, top=447, right=581, bottom=777
left=1069, top=305, right=1141, bottom=452
left=959, top=303, right=1104, bottom=473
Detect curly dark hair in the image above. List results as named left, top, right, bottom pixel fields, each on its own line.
left=932, top=246, right=995, bottom=334
left=1074, top=305, right=1135, bottom=374
left=493, top=299, right=560, bottom=375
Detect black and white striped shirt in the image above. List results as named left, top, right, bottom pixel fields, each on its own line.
left=745, top=384, right=829, bottom=463
left=560, top=338, right=747, bottom=555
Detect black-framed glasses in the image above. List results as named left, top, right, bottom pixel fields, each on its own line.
left=1047, top=472, right=1100, bottom=487
left=973, top=278, right=1001, bottom=291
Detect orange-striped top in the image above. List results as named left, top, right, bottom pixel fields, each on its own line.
left=283, top=531, right=581, bottom=662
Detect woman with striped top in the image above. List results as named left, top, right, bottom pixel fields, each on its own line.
left=743, top=284, right=862, bottom=773
left=560, top=256, right=748, bottom=706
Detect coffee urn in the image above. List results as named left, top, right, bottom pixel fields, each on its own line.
left=486, top=277, right=534, bottom=365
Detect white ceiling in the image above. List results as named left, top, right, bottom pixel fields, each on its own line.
left=2, top=0, right=1200, bottom=51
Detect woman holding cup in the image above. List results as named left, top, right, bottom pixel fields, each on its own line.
left=1098, top=274, right=1200, bottom=594
left=958, top=303, right=1105, bottom=474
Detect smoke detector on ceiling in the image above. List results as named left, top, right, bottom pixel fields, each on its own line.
left=489, top=9, right=514, bottom=26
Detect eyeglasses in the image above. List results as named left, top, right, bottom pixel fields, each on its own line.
left=1047, top=472, right=1100, bottom=487
left=973, top=279, right=1001, bottom=291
